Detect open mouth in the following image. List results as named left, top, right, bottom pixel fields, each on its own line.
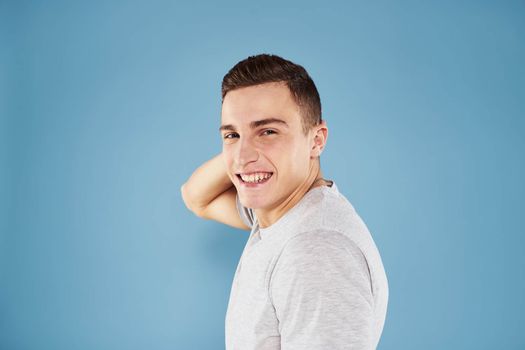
left=236, top=173, right=273, bottom=186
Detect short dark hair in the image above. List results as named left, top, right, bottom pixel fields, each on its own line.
left=221, top=53, right=322, bottom=136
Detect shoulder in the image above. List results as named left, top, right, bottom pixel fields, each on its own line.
left=297, top=190, right=379, bottom=260
left=269, top=229, right=374, bottom=308
left=273, top=230, right=372, bottom=288
left=293, top=188, right=366, bottom=237
left=281, top=229, right=365, bottom=261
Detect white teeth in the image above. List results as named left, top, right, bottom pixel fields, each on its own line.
left=240, top=172, right=272, bottom=183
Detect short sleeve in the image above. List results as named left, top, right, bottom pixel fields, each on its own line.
left=269, top=230, right=375, bottom=349
left=235, top=192, right=255, bottom=228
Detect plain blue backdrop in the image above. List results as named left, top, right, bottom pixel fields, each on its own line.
left=1, top=0, right=524, bottom=349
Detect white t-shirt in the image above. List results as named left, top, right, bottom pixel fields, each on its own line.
left=225, top=181, right=389, bottom=349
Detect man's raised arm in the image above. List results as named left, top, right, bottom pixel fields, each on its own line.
left=180, top=153, right=250, bottom=230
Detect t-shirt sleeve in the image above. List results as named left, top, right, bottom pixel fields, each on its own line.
left=235, top=192, right=255, bottom=228
left=269, top=230, right=375, bottom=349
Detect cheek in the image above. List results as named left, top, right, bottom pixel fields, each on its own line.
left=270, top=140, right=305, bottom=171
left=282, top=137, right=308, bottom=159
left=221, top=150, right=234, bottom=171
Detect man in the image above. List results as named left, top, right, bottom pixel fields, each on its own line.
left=181, top=53, right=388, bottom=349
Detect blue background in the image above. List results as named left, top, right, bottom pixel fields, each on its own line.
left=1, top=1, right=524, bottom=349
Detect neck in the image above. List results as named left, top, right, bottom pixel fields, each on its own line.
left=255, top=159, right=328, bottom=229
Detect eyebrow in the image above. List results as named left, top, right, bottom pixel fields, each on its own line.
left=219, top=118, right=289, bottom=132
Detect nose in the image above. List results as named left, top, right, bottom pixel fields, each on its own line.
left=235, top=136, right=259, bottom=168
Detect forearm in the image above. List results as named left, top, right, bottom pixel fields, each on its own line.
left=181, top=152, right=234, bottom=211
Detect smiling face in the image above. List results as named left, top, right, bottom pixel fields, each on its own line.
left=220, top=81, right=323, bottom=211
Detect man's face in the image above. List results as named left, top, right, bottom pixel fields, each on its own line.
left=220, top=82, right=316, bottom=210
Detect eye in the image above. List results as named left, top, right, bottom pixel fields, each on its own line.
left=223, top=133, right=239, bottom=139
left=262, top=129, right=277, bottom=136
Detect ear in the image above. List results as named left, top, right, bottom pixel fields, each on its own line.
left=310, top=120, right=328, bottom=158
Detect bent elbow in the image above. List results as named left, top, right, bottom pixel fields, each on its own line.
left=181, top=185, right=207, bottom=218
